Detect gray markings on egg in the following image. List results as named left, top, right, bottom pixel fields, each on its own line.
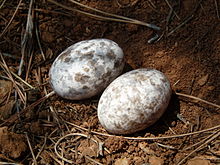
left=98, top=68, right=172, bottom=134
left=49, top=39, right=125, bottom=100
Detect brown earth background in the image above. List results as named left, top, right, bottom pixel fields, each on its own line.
left=0, top=0, right=220, bottom=164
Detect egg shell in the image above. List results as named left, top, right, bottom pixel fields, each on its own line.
left=98, top=68, right=172, bottom=134
left=49, top=39, right=124, bottom=100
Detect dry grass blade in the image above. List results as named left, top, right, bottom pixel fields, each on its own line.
left=54, top=133, right=102, bottom=164
left=69, top=0, right=154, bottom=25
left=25, top=132, right=38, bottom=165
left=167, top=15, right=193, bottom=36
left=176, top=92, right=220, bottom=109
left=177, top=130, right=220, bottom=165
left=10, top=70, right=34, bottom=89
left=164, top=0, right=180, bottom=20
left=214, top=0, right=220, bottom=19
left=19, top=0, right=34, bottom=76
left=47, top=0, right=160, bottom=30
left=167, top=0, right=203, bottom=36
left=181, top=130, right=217, bottom=151
left=0, top=0, right=7, bottom=9
left=0, top=0, right=22, bottom=38
left=0, top=53, right=26, bottom=103
left=35, top=27, right=46, bottom=61
left=65, top=120, right=220, bottom=140
left=35, top=135, right=47, bottom=161
left=0, top=162, right=22, bottom=165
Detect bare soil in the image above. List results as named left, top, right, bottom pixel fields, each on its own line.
left=0, top=0, right=219, bottom=164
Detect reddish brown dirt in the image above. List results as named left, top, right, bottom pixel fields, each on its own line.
left=0, top=0, right=219, bottom=164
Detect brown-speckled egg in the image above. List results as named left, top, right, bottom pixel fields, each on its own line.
left=49, top=39, right=124, bottom=100
left=98, top=68, right=172, bottom=134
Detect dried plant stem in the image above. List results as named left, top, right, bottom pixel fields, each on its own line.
left=214, top=0, right=220, bottom=19
left=25, top=133, right=38, bottom=165
left=19, top=0, right=34, bottom=76
left=182, top=130, right=216, bottom=151
left=35, top=8, right=46, bottom=61
left=0, top=53, right=25, bottom=103
left=164, top=0, right=180, bottom=20
left=177, top=130, right=220, bottom=165
left=47, top=0, right=160, bottom=30
left=0, top=0, right=22, bottom=38
left=175, top=92, right=220, bottom=109
left=54, top=133, right=102, bottom=164
left=35, top=135, right=47, bottom=161
left=0, top=162, right=22, bottom=165
left=25, top=51, right=33, bottom=81
left=10, top=70, right=34, bottom=89
left=0, top=0, right=7, bottom=9
left=65, top=120, right=220, bottom=140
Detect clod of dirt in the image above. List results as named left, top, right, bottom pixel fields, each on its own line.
left=0, top=80, right=13, bottom=105
left=149, top=156, right=164, bottom=165
left=114, top=157, right=130, bottom=165
left=104, top=137, right=128, bottom=153
left=41, top=31, right=55, bottom=43
left=187, top=157, right=212, bottom=165
left=139, top=142, right=155, bottom=155
left=0, top=127, right=27, bottom=159
left=0, top=100, right=14, bottom=120
left=197, top=74, right=209, bottom=86
left=0, top=80, right=14, bottom=120
left=78, top=139, right=98, bottom=157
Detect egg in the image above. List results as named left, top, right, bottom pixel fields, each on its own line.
left=98, top=68, right=172, bottom=134
left=49, top=39, right=124, bottom=100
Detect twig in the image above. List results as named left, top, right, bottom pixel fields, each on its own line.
left=65, top=120, right=220, bottom=140
left=177, top=130, right=220, bottom=165
left=155, top=142, right=176, bottom=150
left=25, top=133, right=38, bottom=165
left=10, top=70, right=35, bottom=89
left=167, top=15, right=194, bottom=36
left=164, top=0, right=180, bottom=20
left=47, top=0, right=160, bottom=30
left=0, top=0, right=7, bottom=9
left=214, top=0, right=220, bottom=19
left=175, top=92, right=220, bottom=109
left=0, top=0, right=22, bottom=38
left=1, top=52, right=20, bottom=59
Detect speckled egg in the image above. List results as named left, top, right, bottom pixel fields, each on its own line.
left=49, top=39, right=124, bottom=100
left=98, top=68, right=172, bottom=134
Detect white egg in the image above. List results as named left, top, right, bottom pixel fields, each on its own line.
left=49, top=39, right=124, bottom=100
left=98, top=68, right=172, bottom=134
